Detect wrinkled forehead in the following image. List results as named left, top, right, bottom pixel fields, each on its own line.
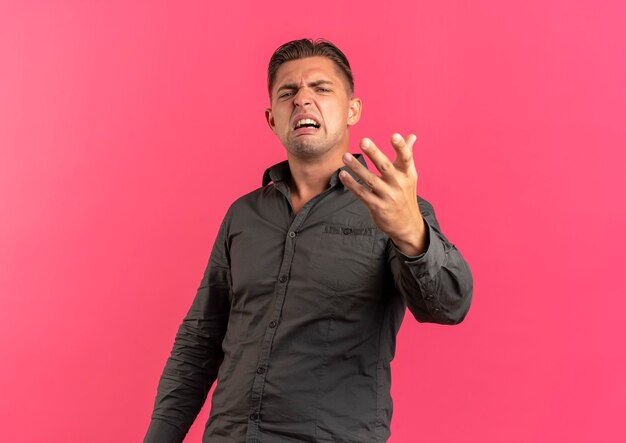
left=272, top=56, right=351, bottom=96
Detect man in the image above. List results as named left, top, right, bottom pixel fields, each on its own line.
left=145, top=39, right=472, bottom=443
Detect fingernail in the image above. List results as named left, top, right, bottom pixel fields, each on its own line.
left=393, top=133, right=402, bottom=142
left=343, top=152, right=353, bottom=163
left=361, top=138, right=370, bottom=149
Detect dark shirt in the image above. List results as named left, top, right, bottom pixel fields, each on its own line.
left=145, top=155, right=473, bottom=443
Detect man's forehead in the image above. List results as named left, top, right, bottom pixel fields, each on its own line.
left=274, top=56, right=344, bottom=86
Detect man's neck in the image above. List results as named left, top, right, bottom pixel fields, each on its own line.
left=286, top=149, right=347, bottom=211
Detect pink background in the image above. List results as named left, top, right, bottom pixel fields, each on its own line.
left=1, top=1, right=625, bottom=442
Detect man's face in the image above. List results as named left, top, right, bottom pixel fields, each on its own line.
left=265, top=56, right=361, bottom=160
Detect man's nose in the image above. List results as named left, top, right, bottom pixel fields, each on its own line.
left=293, top=87, right=313, bottom=107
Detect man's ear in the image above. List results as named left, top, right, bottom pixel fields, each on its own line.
left=347, top=98, right=362, bottom=126
left=265, top=108, right=276, bottom=133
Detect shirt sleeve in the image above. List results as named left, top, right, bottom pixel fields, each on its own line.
left=144, top=212, right=233, bottom=443
left=387, top=196, right=473, bottom=325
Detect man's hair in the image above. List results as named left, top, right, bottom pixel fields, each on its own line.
left=267, top=38, right=354, bottom=99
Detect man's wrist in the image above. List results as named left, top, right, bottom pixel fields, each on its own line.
left=390, top=217, right=428, bottom=257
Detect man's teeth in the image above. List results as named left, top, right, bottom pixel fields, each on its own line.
left=295, top=118, right=319, bottom=129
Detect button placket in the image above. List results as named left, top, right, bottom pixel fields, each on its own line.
left=248, top=195, right=318, bottom=434
left=245, top=179, right=342, bottom=443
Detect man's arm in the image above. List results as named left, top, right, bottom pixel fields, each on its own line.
left=339, top=133, right=472, bottom=324
left=387, top=197, right=472, bottom=324
left=144, top=214, right=232, bottom=443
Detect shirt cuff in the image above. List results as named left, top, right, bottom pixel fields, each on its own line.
left=391, top=218, right=446, bottom=281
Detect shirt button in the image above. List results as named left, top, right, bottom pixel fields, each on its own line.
left=269, top=321, right=277, bottom=328
left=425, top=294, right=434, bottom=300
left=288, top=231, right=296, bottom=238
left=279, top=275, right=288, bottom=283
left=433, top=308, right=441, bottom=312
left=249, top=413, right=259, bottom=421
left=256, top=367, right=265, bottom=374
left=342, top=228, right=352, bottom=235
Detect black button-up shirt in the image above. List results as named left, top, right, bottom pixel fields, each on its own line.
left=145, top=155, right=473, bottom=443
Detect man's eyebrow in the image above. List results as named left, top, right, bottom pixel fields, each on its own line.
left=308, top=80, right=334, bottom=87
left=276, top=83, right=298, bottom=93
left=276, top=80, right=335, bottom=94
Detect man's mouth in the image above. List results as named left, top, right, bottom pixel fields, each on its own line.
left=293, top=118, right=321, bottom=130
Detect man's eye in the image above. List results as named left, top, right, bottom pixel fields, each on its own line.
left=317, top=88, right=330, bottom=93
left=279, top=91, right=294, bottom=98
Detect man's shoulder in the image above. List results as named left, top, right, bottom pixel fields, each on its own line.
left=224, top=182, right=280, bottom=216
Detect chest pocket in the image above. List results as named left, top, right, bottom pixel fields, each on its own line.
left=309, top=224, right=384, bottom=292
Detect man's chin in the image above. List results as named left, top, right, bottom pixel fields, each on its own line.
left=285, top=137, right=328, bottom=155
left=285, top=141, right=330, bottom=158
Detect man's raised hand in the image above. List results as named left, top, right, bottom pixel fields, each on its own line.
left=338, top=133, right=427, bottom=256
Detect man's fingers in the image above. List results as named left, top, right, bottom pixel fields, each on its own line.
left=338, top=170, right=377, bottom=205
left=390, top=133, right=415, bottom=168
left=405, top=133, right=417, bottom=150
left=360, top=138, right=396, bottom=178
left=342, top=152, right=388, bottom=194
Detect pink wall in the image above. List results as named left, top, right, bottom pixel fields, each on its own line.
left=1, top=1, right=625, bottom=442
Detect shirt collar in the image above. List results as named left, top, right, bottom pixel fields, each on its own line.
left=262, top=154, right=368, bottom=188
